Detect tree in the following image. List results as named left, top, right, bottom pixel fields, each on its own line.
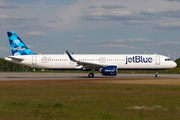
left=0, top=58, right=35, bottom=72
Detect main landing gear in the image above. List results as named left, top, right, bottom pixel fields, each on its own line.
left=88, top=73, right=94, bottom=78
left=155, top=70, right=160, bottom=77
left=88, top=68, right=95, bottom=78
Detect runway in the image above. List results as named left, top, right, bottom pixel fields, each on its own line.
left=0, top=73, right=179, bottom=81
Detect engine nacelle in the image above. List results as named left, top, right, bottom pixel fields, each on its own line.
left=100, top=65, right=117, bottom=76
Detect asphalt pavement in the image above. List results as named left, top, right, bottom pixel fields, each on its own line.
left=0, top=73, right=179, bottom=81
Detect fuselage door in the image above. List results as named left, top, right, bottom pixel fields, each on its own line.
left=32, top=56, right=37, bottom=65
left=155, top=56, right=160, bottom=65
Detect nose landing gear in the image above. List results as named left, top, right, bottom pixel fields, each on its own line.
left=155, top=71, right=160, bottom=77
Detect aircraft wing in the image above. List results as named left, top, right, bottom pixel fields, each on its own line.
left=66, top=51, right=104, bottom=69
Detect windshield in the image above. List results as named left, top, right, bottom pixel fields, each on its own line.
left=165, top=59, right=171, bottom=61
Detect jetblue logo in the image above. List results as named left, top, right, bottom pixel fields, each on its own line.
left=125, top=56, right=153, bottom=65
left=105, top=69, right=115, bottom=72
left=13, top=47, right=26, bottom=51
left=99, top=57, right=106, bottom=63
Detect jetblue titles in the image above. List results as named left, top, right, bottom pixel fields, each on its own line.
left=13, top=47, right=26, bottom=51
left=105, top=69, right=115, bottom=72
left=125, top=56, right=152, bottom=65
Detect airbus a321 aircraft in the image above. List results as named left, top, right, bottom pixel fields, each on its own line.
left=4, top=31, right=177, bottom=78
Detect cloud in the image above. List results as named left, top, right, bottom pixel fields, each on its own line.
left=0, top=15, right=19, bottom=20
left=25, top=32, right=47, bottom=36
left=110, top=38, right=149, bottom=43
left=48, top=20, right=59, bottom=23
left=75, top=40, right=90, bottom=43
left=139, top=8, right=180, bottom=30
left=155, top=41, right=180, bottom=46
left=79, top=11, right=155, bottom=21
left=88, top=5, right=99, bottom=9
left=0, top=47, right=10, bottom=52
left=140, top=8, right=180, bottom=18
left=101, top=5, right=127, bottom=9
left=78, top=35, right=84, bottom=38
left=155, top=22, right=180, bottom=30
left=153, top=30, right=170, bottom=33
left=55, top=16, right=63, bottom=22
left=112, top=39, right=125, bottom=43
left=4, top=0, right=78, bottom=5
left=163, top=0, right=180, bottom=2
left=78, top=7, right=180, bottom=29
left=0, top=14, right=38, bottom=26
left=4, top=0, right=41, bottom=4
left=122, top=20, right=147, bottom=25
left=130, top=47, right=140, bottom=49
left=140, top=8, right=159, bottom=15
left=128, top=38, right=149, bottom=42
left=101, top=44, right=126, bottom=47
left=140, top=0, right=148, bottom=2
left=162, top=9, right=180, bottom=18
left=78, top=6, right=180, bottom=24
left=0, top=2, right=19, bottom=9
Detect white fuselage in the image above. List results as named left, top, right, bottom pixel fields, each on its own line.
left=4, top=54, right=177, bottom=70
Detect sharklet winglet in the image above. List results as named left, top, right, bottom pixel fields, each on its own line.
left=66, top=50, right=77, bottom=62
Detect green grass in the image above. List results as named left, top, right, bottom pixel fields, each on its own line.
left=0, top=82, right=180, bottom=119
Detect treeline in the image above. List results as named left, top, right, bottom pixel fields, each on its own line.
left=0, top=58, right=36, bottom=72
left=175, top=58, right=180, bottom=68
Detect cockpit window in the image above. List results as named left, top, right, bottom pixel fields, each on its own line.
left=165, top=59, right=171, bottom=61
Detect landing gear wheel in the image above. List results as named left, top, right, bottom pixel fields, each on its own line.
left=155, top=70, right=160, bottom=77
left=155, top=74, right=160, bottom=77
left=88, top=73, right=94, bottom=78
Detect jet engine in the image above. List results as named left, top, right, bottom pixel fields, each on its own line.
left=99, top=65, right=117, bottom=76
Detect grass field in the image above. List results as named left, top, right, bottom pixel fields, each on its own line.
left=0, top=78, right=180, bottom=120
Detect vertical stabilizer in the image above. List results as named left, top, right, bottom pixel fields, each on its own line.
left=7, top=31, right=35, bottom=56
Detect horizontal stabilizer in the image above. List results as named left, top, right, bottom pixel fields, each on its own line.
left=5, top=56, right=24, bottom=61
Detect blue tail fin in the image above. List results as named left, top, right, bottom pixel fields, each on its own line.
left=7, top=31, right=35, bottom=56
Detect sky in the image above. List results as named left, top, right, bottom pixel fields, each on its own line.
left=0, top=0, right=180, bottom=60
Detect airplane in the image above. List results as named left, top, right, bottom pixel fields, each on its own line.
left=4, top=31, right=177, bottom=78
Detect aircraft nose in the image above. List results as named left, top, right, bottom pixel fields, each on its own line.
left=172, top=62, right=177, bottom=68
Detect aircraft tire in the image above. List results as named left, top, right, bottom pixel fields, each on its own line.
left=88, top=73, right=94, bottom=78
left=155, top=74, right=160, bottom=77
